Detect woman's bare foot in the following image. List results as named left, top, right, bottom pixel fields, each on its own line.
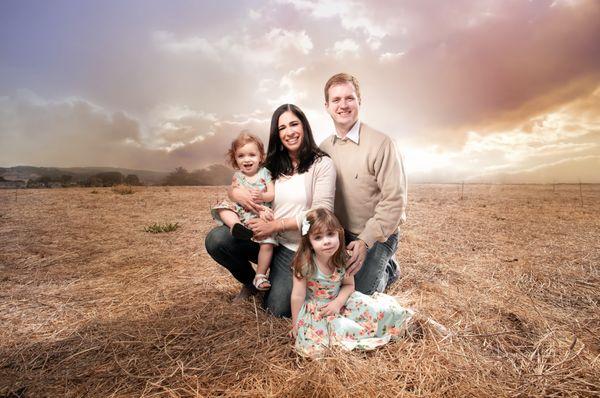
left=232, top=285, right=254, bottom=302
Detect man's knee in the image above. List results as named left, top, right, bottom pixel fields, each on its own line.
left=355, top=253, right=388, bottom=294
left=357, top=278, right=380, bottom=296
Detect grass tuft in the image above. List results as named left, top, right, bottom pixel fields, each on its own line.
left=112, top=184, right=134, bottom=195
left=144, top=222, right=180, bottom=233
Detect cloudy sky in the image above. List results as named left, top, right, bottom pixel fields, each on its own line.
left=1, top=0, right=599, bottom=182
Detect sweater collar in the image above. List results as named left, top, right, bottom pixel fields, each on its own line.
left=334, top=120, right=360, bottom=144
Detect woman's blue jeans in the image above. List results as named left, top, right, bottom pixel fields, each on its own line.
left=204, top=225, right=294, bottom=317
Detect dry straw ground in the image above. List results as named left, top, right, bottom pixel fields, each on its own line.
left=1, top=184, right=598, bottom=397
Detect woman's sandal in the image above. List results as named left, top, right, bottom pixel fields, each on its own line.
left=253, top=273, right=271, bottom=291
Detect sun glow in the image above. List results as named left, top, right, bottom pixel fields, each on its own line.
left=402, top=145, right=453, bottom=174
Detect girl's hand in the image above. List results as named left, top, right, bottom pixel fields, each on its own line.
left=247, top=218, right=276, bottom=240
left=250, top=189, right=263, bottom=203
left=289, top=324, right=298, bottom=339
left=259, top=207, right=274, bottom=222
left=319, top=301, right=343, bottom=317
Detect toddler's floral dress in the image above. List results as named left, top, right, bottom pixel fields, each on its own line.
left=211, top=167, right=276, bottom=244
left=295, top=263, right=414, bottom=357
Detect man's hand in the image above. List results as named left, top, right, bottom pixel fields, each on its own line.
left=346, top=239, right=368, bottom=276
left=320, top=300, right=343, bottom=317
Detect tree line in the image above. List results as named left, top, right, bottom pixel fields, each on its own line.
left=27, top=172, right=141, bottom=188
left=161, top=165, right=232, bottom=186
left=25, top=164, right=233, bottom=187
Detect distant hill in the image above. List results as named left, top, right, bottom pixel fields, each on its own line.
left=0, top=164, right=233, bottom=186
left=0, top=166, right=168, bottom=185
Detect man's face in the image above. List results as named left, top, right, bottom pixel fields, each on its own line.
left=325, top=82, right=361, bottom=132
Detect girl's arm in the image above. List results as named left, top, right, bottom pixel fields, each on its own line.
left=262, top=180, right=275, bottom=203
left=290, top=275, right=307, bottom=337
left=250, top=180, right=274, bottom=203
left=320, top=273, right=355, bottom=317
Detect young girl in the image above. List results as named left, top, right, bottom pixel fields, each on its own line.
left=211, top=133, right=276, bottom=291
left=290, top=208, right=414, bottom=357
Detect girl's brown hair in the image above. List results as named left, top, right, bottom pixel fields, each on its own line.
left=292, top=208, right=348, bottom=279
left=226, top=132, right=265, bottom=169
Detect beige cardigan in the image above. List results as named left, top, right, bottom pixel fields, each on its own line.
left=294, top=155, right=336, bottom=228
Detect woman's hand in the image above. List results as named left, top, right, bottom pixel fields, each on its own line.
left=319, top=300, right=343, bottom=317
left=247, top=218, right=277, bottom=240
left=229, top=186, right=263, bottom=214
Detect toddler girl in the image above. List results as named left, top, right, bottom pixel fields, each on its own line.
left=212, top=132, right=276, bottom=291
left=290, top=208, right=414, bottom=357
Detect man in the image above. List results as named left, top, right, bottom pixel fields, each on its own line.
left=320, top=73, right=407, bottom=294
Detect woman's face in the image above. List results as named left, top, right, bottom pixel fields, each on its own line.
left=277, top=111, right=304, bottom=157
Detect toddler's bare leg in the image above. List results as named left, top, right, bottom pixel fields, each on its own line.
left=255, top=243, right=274, bottom=290
left=217, top=209, right=241, bottom=230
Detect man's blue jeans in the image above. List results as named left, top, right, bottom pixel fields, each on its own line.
left=204, top=225, right=293, bottom=317
left=346, top=230, right=399, bottom=295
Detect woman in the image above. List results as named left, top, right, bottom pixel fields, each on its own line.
left=205, top=104, right=336, bottom=317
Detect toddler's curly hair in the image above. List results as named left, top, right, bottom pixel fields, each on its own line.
left=226, top=132, right=266, bottom=169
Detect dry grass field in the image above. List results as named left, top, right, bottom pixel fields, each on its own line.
left=1, top=184, right=599, bottom=397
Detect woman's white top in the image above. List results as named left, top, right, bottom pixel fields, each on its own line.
left=274, top=172, right=306, bottom=251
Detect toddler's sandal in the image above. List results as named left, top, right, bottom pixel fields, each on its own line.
left=253, top=274, right=271, bottom=291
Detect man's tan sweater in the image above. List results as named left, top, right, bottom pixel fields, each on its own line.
left=320, top=123, right=407, bottom=247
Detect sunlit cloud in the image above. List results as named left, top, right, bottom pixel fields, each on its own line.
left=148, top=104, right=218, bottom=148
left=267, top=68, right=309, bottom=107
left=379, top=51, right=405, bottom=63
left=405, top=88, right=600, bottom=183
left=154, top=28, right=313, bottom=68
left=328, top=39, right=360, bottom=58
left=248, top=9, right=262, bottom=20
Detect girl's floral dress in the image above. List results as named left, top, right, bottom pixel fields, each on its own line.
left=211, top=167, right=276, bottom=244
left=295, top=264, right=414, bottom=357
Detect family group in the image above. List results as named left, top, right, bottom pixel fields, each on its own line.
left=205, top=73, right=414, bottom=357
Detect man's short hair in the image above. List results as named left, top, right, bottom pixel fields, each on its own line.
left=324, top=73, right=361, bottom=103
